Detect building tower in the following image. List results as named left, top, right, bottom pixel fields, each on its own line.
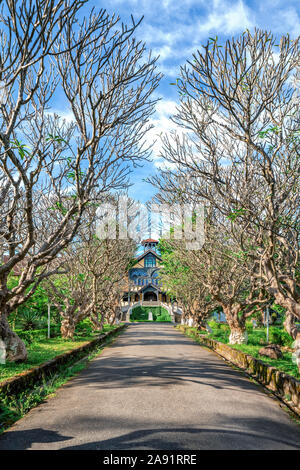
left=141, top=238, right=158, bottom=253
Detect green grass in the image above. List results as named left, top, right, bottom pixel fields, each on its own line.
left=229, top=343, right=299, bottom=379
left=0, top=324, right=117, bottom=382
left=179, top=324, right=300, bottom=380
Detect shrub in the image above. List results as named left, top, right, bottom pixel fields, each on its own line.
left=156, top=312, right=172, bottom=322
left=220, top=323, right=229, bottom=332
left=18, top=310, right=44, bottom=331
left=75, top=318, right=94, bottom=336
left=131, top=306, right=170, bottom=321
left=14, top=327, right=60, bottom=345
left=208, top=320, right=221, bottom=330
left=247, top=329, right=266, bottom=346
left=268, top=326, right=293, bottom=346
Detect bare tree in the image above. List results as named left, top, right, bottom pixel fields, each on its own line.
left=150, top=30, right=299, bottom=353
left=45, top=255, right=94, bottom=339
left=159, top=238, right=216, bottom=330
left=159, top=214, right=269, bottom=343
left=45, top=211, right=136, bottom=339
left=82, top=233, right=136, bottom=332
left=0, top=1, right=160, bottom=361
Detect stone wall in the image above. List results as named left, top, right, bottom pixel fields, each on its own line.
left=0, top=325, right=126, bottom=398
left=178, top=325, right=300, bottom=417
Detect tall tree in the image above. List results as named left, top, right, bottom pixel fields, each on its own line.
left=0, top=1, right=160, bottom=361
left=150, top=29, right=299, bottom=353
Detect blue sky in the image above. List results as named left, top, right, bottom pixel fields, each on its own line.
left=58, top=0, right=300, bottom=205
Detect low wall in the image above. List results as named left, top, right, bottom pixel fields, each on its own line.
left=0, top=325, right=126, bottom=398
left=178, top=325, right=300, bottom=417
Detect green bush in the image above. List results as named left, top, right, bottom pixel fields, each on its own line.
left=17, top=310, right=44, bottom=331
left=208, top=320, right=221, bottom=330
left=268, top=326, right=293, bottom=346
left=156, top=312, right=172, bottom=322
left=247, top=329, right=267, bottom=346
left=220, top=323, right=229, bottom=332
left=131, top=306, right=171, bottom=322
left=269, top=326, right=282, bottom=344
left=75, top=318, right=94, bottom=336
left=14, top=326, right=60, bottom=345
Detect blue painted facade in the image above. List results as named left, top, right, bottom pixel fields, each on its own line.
left=123, top=239, right=169, bottom=303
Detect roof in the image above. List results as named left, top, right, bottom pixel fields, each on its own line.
left=137, top=283, right=162, bottom=293
left=141, top=238, right=159, bottom=244
left=135, top=249, right=162, bottom=262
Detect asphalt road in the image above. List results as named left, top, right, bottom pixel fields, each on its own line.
left=1, top=323, right=300, bottom=450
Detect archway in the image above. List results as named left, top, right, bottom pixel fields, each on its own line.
left=143, top=291, right=157, bottom=302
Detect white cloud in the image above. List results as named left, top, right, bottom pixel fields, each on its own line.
left=152, top=45, right=172, bottom=61
left=141, top=1, right=253, bottom=66
left=272, top=8, right=300, bottom=36
left=146, top=99, right=179, bottom=160
left=158, top=63, right=180, bottom=78
left=46, top=109, right=75, bottom=124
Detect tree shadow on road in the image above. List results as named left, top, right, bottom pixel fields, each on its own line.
left=1, top=418, right=299, bottom=450
left=58, top=419, right=300, bottom=450
left=62, top=427, right=300, bottom=450
left=67, top=352, right=265, bottom=395
left=0, top=427, right=73, bottom=450
left=65, top=324, right=261, bottom=393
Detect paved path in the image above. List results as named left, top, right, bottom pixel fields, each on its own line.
left=1, top=323, right=300, bottom=450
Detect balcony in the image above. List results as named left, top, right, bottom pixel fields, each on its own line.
left=141, top=301, right=160, bottom=306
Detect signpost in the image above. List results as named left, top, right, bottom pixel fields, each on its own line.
left=266, top=306, right=270, bottom=343
left=48, top=303, right=51, bottom=339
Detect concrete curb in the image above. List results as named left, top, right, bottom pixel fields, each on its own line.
left=178, top=325, right=300, bottom=417
left=0, top=324, right=126, bottom=398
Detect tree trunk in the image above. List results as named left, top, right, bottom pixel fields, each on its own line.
left=181, top=306, right=188, bottom=325
left=284, top=311, right=300, bottom=373
left=0, top=313, right=28, bottom=362
left=61, top=317, right=76, bottom=339
left=223, top=305, right=248, bottom=344
left=109, top=311, right=116, bottom=326
left=115, top=307, right=122, bottom=324
left=228, top=327, right=248, bottom=344
left=195, top=315, right=211, bottom=332
left=263, top=258, right=300, bottom=322
left=91, top=311, right=102, bottom=331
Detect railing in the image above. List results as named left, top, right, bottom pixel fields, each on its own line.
left=141, top=301, right=160, bottom=306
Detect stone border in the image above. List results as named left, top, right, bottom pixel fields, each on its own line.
left=0, top=324, right=126, bottom=398
left=178, top=325, right=300, bottom=417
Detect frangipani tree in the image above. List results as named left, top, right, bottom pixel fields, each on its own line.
left=150, top=29, right=299, bottom=357
left=0, top=1, right=160, bottom=361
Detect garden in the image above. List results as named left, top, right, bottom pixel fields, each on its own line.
left=182, top=319, right=300, bottom=380
left=130, top=306, right=172, bottom=322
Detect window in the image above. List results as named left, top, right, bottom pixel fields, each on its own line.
left=144, top=254, right=156, bottom=267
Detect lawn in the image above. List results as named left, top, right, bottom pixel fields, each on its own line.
left=0, top=324, right=118, bottom=382
left=182, top=323, right=300, bottom=380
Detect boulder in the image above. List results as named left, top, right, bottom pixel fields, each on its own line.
left=259, top=344, right=283, bottom=360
